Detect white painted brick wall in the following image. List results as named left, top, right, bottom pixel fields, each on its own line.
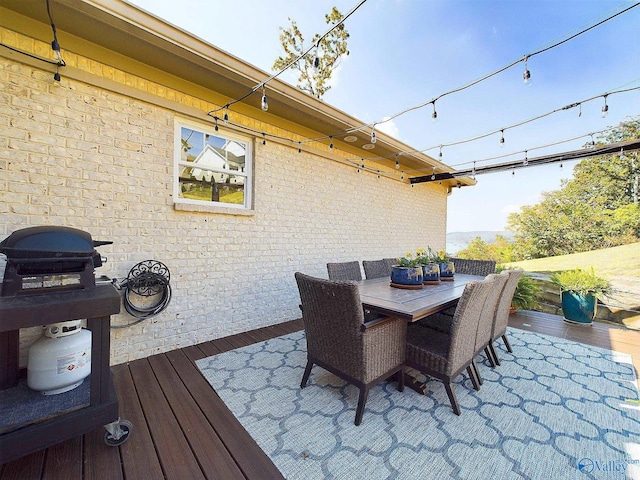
left=1, top=59, right=448, bottom=366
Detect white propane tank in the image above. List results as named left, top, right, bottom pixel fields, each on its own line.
left=27, top=320, right=92, bottom=395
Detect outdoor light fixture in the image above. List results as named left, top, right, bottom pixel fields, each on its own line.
left=223, top=107, right=229, bottom=124
left=500, top=129, right=505, bottom=147
left=395, top=154, right=400, bottom=169
left=601, top=95, right=609, bottom=118
left=262, top=133, right=266, bottom=145
left=523, top=151, right=529, bottom=166
left=439, top=145, right=443, bottom=160
left=431, top=102, right=438, bottom=122
left=214, top=118, right=219, bottom=131
left=431, top=167, right=436, bottom=181
left=261, top=87, right=268, bottom=112
left=298, top=142, right=302, bottom=153
left=329, top=136, right=334, bottom=150
left=371, top=125, right=376, bottom=144
left=523, top=56, right=531, bottom=84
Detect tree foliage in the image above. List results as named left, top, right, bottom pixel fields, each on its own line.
left=507, top=118, right=640, bottom=259
left=456, top=235, right=517, bottom=263
left=272, top=7, right=349, bottom=99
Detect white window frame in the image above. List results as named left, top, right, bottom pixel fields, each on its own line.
left=173, top=118, right=253, bottom=213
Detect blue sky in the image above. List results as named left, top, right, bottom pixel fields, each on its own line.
left=128, top=0, right=640, bottom=232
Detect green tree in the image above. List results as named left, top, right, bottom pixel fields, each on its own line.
left=507, top=118, right=640, bottom=258
left=457, top=234, right=517, bottom=263
left=272, top=7, right=349, bottom=99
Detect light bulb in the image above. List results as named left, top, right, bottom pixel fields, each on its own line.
left=313, top=55, right=320, bottom=72
left=395, top=155, right=400, bottom=169
left=329, top=136, right=333, bottom=150
left=223, top=110, right=229, bottom=124
left=262, top=134, right=266, bottom=145
left=500, top=130, right=505, bottom=148
left=214, top=118, right=219, bottom=131
left=371, top=127, right=376, bottom=144
left=601, top=104, right=609, bottom=118
left=261, top=94, right=268, bottom=112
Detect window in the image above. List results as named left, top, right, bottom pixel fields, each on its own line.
left=174, top=119, right=253, bottom=211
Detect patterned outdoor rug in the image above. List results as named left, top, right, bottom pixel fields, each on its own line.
left=196, top=329, right=640, bottom=480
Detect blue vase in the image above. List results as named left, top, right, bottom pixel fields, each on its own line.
left=439, top=261, right=455, bottom=281
left=422, top=263, right=440, bottom=284
left=390, top=266, right=423, bottom=286
left=561, top=291, right=596, bottom=325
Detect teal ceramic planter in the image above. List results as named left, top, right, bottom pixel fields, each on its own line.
left=421, top=263, right=440, bottom=284
left=390, top=266, right=423, bottom=286
left=561, top=291, right=596, bottom=325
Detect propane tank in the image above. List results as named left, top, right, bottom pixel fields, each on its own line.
left=27, top=320, right=92, bottom=395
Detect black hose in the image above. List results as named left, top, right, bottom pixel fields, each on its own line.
left=111, top=262, right=172, bottom=329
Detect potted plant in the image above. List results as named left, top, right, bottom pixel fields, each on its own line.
left=496, top=266, right=541, bottom=312
left=510, top=273, right=541, bottom=312
left=391, top=252, right=423, bottom=288
left=415, top=247, right=440, bottom=284
left=550, top=268, right=611, bottom=325
left=432, top=249, right=455, bottom=281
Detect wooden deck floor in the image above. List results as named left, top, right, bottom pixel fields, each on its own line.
left=1, top=312, right=638, bottom=480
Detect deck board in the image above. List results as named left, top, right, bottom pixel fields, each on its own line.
left=1, top=317, right=637, bottom=479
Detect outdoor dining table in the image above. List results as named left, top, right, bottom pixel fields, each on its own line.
left=357, top=273, right=485, bottom=394
left=357, top=273, right=484, bottom=322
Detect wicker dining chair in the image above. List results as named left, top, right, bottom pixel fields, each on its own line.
left=295, top=272, right=407, bottom=426
left=451, top=258, right=496, bottom=276
left=470, top=272, right=509, bottom=384
left=488, top=269, right=523, bottom=366
left=405, top=276, right=496, bottom=415
left=384, top=258, right=398, bottom=271
left=362, top=259, right=392, bottom=279
left=327, top=261, right=362, bottom=281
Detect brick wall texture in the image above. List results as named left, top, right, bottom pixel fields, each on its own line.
left=1, top=56, right=448, bottom=366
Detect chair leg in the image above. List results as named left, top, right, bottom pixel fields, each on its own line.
left=472, top=359, right=483, bottom=385
left=397, top=368, right=405, bottom=392
left=502, top=334, right=513, bottom=353
left=300, top=360, right=313, bottom=388
left=443, top=382, right=461, bottom=415
left=355, top=386, right=370, bottom=426
left=485, top=346, right=496, bottom=368
left=467, top=365, right=480, bottom=391
left=489, top=343, right=501, bottom=366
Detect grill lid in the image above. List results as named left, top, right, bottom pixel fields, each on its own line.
left=0, top=226, right=111, bottom=261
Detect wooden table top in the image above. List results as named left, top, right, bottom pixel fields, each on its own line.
left=357, top=274, right=484, bottom=322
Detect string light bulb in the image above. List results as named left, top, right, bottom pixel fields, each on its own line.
left=500, top=129, right=505, bottom=148
left=431, top=102, right=438, bottom=122
left=439, top=145, right=443, bottom=160
left=262, top=133, right=266, bottom=145
left=431, top=167, right=436, bottom=181
left=523, top=56, right=531, bottom=85
left=401, top=171, right=405, bottom=180
left=523, top=150, right=529, bottom=166
left=313, top=41, right=321, bottom=72
left=601, top=95, right=609, bottom=118
left=395, top=154, right=400, bottom=169
left=371, top=125, right=377, bottom=144
left=214, top=117, right=219, bottom=131
left=298, top=142, right=302, bottom=153
left=223, top=107, right=229, bottom=124
left=329, top=135, right=333, bottom=150
left=261, top=86, right=268, bottom=112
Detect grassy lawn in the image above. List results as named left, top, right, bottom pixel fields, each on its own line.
left=505, top=242, right=640, bottom=279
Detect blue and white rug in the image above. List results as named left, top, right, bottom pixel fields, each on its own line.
left=196, top=329, right=640, bottom=480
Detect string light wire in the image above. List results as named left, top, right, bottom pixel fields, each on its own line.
left=207, top=0, right=368, bottom=117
